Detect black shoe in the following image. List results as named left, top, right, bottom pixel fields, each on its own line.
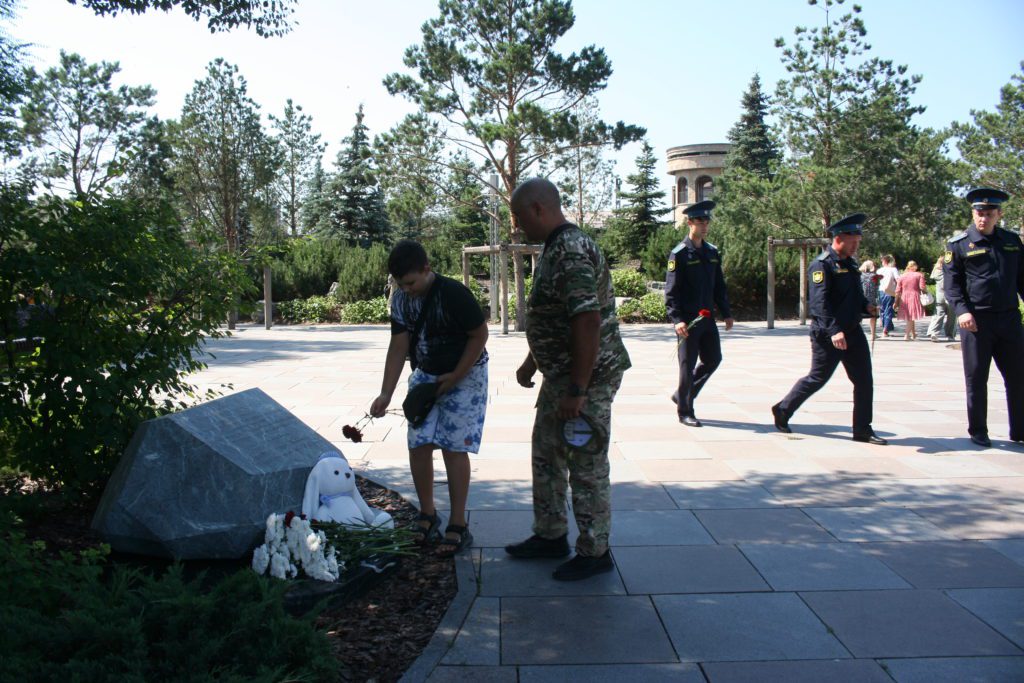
left=670, top=394, right=678, bottom=405
left=771, top=403, right=792, bottom=434
left=505, top=534, right=570, bottom=559
left=552, top=551, right=613, bottom=581
left=970, top=433, right=992, bottom=448
left=680, top=415, right=702, bottom=427
left=852, top=430, right=888, bottom=445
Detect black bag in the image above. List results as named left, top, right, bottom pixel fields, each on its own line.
left=403, top=382, right=439, bottom=427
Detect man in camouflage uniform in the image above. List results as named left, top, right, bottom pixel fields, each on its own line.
left=504, top=177, right=631, bottom=581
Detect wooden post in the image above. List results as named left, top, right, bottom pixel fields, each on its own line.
left=263, top=265, right=272, bottom=330
left=799, top=246, right=808, bottom=326
left=766, top=237, right=775, bottom=329
left=513, top=251, right=525, bottom=332
left=499, top=247, right=510, bottom=334
left=461, top=251, right=470, bottom=287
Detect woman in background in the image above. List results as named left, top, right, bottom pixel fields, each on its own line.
left=895, top=260, right=927, bottom=341
left=859, top=260, right=880, bottom=341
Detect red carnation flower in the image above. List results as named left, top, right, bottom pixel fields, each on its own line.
left=283, top=510, right=296, bottom=528
left=698, top=308, right=711, bottom=318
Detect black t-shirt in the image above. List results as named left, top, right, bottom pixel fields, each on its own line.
left=390, top=274, right=488, bottom=374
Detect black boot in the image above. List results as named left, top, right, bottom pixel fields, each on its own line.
left=505, top=534, right=570, bottom=559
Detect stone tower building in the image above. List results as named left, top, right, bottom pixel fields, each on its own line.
left=666, top=143, right=733, bottom=224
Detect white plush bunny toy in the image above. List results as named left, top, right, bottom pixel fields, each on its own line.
left=301, top=451, right=394, bottom=529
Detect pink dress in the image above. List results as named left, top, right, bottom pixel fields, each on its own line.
left=896, top=271, right=927, bottom=321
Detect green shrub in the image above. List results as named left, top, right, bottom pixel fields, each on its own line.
left=341, top=297, right=389, bottom=324
left=0, top=521, right=338, bottom=682
left=0, top=193, right=248, bottom=496
left=335, top=244, right=390, bottom=304
left=277, top=296, right=342, bottom=324
left=618, top=292, right=667, bottom=323
left=641, top=224, right=684, bottom=279
left=611, top=269, right=647, bottom=298
left=267, top=236, right=347, bottom=301
left=506, top=276, right=533, bottom=320
left=443, top=273, right=488, bottom=311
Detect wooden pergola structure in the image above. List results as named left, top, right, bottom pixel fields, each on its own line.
left=766, top=236, right=830, bottom=329
left=461, top=243, right=542, bottom=335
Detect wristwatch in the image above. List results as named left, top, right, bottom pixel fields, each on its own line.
left=567, top=383, right=586, bottom=397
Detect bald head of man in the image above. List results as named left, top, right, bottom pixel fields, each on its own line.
left=510, top=177, right=567, bottom=242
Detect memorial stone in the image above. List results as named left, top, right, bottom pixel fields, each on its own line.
left=92, top=388, right=336, bottom=560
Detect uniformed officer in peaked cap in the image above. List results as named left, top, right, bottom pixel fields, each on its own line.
left=943, top=187, right=1024, bottom=448
left=665, top=200, right=734, bottom=427
left=772, top=213, right=887, bottom=444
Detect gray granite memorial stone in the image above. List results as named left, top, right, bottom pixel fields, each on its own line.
left=92, top=388, right=335, bottom=560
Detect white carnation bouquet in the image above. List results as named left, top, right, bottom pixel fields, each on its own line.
left=251, top=511, right=341, bottom=582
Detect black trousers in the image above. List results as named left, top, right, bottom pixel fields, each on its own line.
left=779, top=325, right=873, bottom=432
left=959, top=310, right=1024, bottom=440
left=673, top=320, right=722, bottom=417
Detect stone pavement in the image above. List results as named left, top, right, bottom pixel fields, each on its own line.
left=190, top=321, right=1024, bottom=682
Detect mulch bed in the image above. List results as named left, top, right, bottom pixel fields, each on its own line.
left=11, top=476, right=457, bottom=683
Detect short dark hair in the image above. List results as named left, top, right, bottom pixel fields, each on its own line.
left=388, top=239, right=429, bottom=278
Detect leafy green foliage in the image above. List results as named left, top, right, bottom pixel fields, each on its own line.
left=21, top=51, right=156, bottom=199
left=69, top=0, right=298, bottom=37
left=610, top=269, right=646, bottom=298
left=0, top=192, right=249, bottom=495
left=506, top=276, right=533, bottom=321
left=270, top=99, right=325, bottom=237
left=340, top=297, right=389, bottom=324
left=617, top=292, right=666, bottom=323
left=604, top=141, right=671, bottom=260
left=383, top=0, right=644, bottom=243
left=0, top=0, right=27, bottom=158
left=171, top=58, right=280, bottom=251
left=0, top=521, right=337, bottom=681
left=641, top=224, right=684, bottom=279
left=320, top=105, right=391, bottom=245
left=953, top=61, right=1024, bottom=231
left=726, top=74, right=780, bottom=178
left=334, top=243, right=390, bottom=304
left=268, top=237, right=347, bottom=301
left=277, top=296, right=341, bottom=324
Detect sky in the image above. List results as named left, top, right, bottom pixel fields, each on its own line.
left=10, top=0, right=1024, bottom=196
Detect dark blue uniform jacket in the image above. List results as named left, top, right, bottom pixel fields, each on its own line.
left=809, top=246, right=870, bottom=336
left=665, top=237, right=732, bottom=324
left=943, top=224, right=1024, bottom=317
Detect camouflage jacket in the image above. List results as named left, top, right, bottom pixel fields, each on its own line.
left=526, top=223, right=631, bottom=381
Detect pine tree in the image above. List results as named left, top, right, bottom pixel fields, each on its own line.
left=270, top=99, right=325, bottom=237
left=607, top=141, right=671, bottom=259
left=301, top=159, right=328, bottom=234
left=726, top=74, right=779, bottom=178
left=322, top=105, right=391, bottom=245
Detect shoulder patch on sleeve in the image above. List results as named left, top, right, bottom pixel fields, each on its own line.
left=944, top=250, right=953, bottom=263
left=667, top=258, right=676, bottom=272
left=812, top=270, right=824, bottom=284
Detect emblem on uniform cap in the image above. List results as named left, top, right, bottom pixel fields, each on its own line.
left=812, top=271, right=824, bottom=284
left=969, top=242, right=974, bottom=248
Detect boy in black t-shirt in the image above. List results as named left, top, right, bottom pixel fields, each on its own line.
left=370, top=240, right=489, bottom=557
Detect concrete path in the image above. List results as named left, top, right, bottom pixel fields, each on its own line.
left=191, top=322, right=1024, bottom=682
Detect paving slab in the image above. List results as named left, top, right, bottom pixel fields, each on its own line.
left=609, top=510, right=715, bottom=546
left=801, top=506, right=955, bottom=542
left=610, top=481, right=679, bottom=510
left=501, top=596, right=677, bottom=665
left=947, top=588, right=1024, bottom=648
left=801, top=589, right=1022, bottom=658
left=440, top=597, right=501, bottom=666
left=614, top=545, right=769, bottom=595
left=985, top=539, right=1024, bottom=567
left=478, top=548, right=624, bottom=598
left=879, top=656, right=1024, bottom=683
left=518, top=663, right=705, bottom=682
left=694, top=508, right=836, bottom=544
left=910, top=504, right=1024, bottom=539
left=738, top=543, right=911, bottom=591
left=662, top=481, right=780, bottom=509
left=426, top=665, right=517, bottom=682
left=653, top=592, right=850, bottom=662
left=702, top=659, right=892, bottom=683
left=863, top=541, right=1024, bottom=588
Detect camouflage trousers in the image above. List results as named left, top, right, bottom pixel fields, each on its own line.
left=531, top=372, right=623, bottom=557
